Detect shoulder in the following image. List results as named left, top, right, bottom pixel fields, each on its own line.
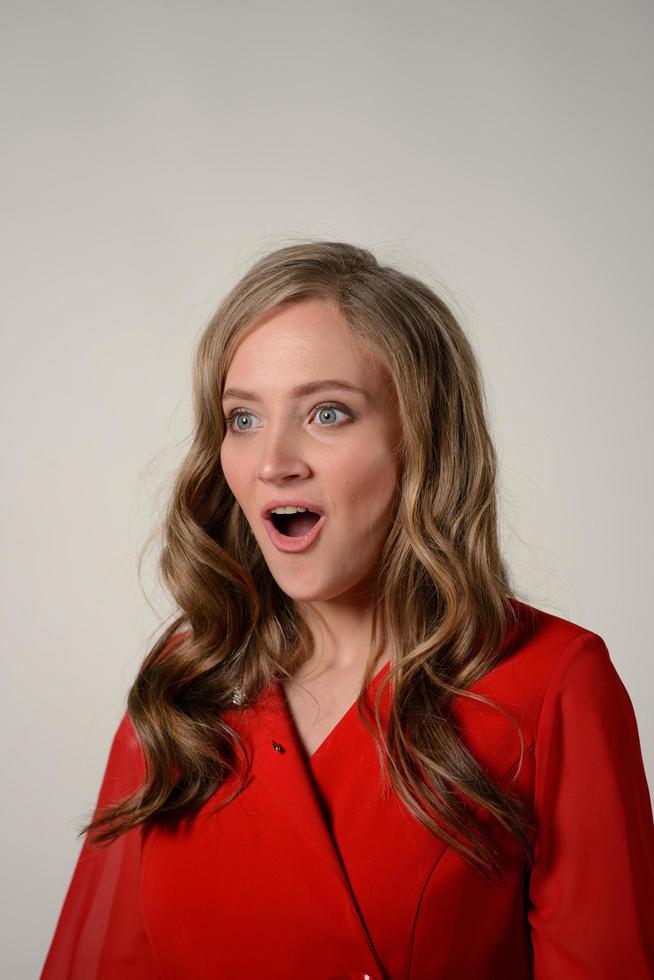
left=96, top=710, right=147, bottom=805
left=112, top=710, right=144, bottom=761
left=453, top=600, right=625, bottom=780
left=475, top=598, right=616, bottom=719
left=99, top=628, right=192, bottom=794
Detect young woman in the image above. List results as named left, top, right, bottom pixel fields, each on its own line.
left=42, top=241, right=654, bottom=979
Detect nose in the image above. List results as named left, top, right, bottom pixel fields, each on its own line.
left=255, top=425, right=311, bottom=483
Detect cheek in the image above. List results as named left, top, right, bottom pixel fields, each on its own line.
left=219, top=442, right=245, bottom=499
left=220, top=438, right=243, bottom=473
left=339, top=446, right=399, bottom=513
left=218, top=443, right=230, bottom=483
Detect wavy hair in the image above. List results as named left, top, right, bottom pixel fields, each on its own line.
left=82, top=240, right=538, bottom=881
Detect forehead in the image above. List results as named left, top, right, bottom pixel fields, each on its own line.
left=223, top=298, right=382, bottom=391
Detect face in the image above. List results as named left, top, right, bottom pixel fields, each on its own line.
left=219, top=297, right=403, bottom=604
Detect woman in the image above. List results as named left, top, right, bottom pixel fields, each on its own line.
left=41, top=241, right=654, bottom=979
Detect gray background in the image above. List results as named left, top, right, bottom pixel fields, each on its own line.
left=2, top=1, right=652, bottom=977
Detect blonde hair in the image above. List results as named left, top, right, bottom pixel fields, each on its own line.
left=84, top=240, right=537, bottom=881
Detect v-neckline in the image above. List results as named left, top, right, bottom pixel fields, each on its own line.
left=279, top=657, right=392, bottom=765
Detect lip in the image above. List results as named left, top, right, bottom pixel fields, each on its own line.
left=260, top=499, right=325, bottom=519
left=263, top=513, right=326, bottom=553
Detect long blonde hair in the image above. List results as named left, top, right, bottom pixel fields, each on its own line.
left=83, top=240, right=538, bottom=881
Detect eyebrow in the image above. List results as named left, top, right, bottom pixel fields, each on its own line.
left=221, top=379, right=370, bottom=403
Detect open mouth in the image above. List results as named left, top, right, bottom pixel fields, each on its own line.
left=270, top=511, right=321, bottom=538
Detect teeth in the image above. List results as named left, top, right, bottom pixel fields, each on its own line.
left=270, top=505, right=308, bottom=515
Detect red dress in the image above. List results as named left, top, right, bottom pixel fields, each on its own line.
left=41, top=602, right=654, bottom=979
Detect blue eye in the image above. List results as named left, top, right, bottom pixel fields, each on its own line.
left=223, top=402, right=352, bottom=435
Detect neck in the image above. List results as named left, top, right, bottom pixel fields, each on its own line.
left=293, top=593, right=390, bottom=677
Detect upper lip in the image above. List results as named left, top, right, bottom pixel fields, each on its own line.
left=261, top=499, right=325, bottom=519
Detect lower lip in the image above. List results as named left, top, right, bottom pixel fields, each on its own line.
left=263, top=514, right=326, bottom=553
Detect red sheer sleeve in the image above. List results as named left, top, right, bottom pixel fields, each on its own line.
left=528, top=632, right=654, bottom=977
left=40, top=711, right=160, bottom=979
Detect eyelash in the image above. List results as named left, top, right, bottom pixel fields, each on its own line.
left=222, top=402, right=353, bottom=436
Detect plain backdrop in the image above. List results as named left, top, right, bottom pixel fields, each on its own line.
left=2, top=1, right=652, bottom=977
